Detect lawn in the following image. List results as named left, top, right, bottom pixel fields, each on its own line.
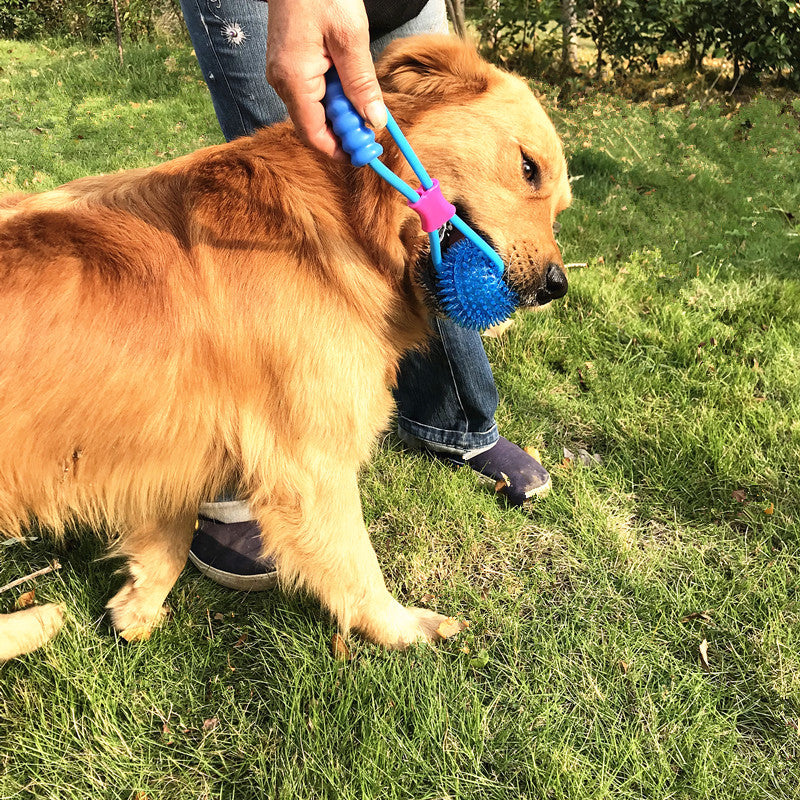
left=1, top=38, right=799, bottom=800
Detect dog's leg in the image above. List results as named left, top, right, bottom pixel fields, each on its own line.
left=255, top=469, right=450, bottom=649
left=105, top=512, right=195, bottom=640
left=0, top=604, right=65, bottom=662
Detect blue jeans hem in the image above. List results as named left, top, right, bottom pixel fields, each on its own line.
left=396, top=418, right=499, bottom=459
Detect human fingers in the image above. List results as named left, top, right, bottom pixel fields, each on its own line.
left=324, top=14, right=386, bottom=131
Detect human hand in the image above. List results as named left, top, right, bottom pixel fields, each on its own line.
left=265, top=0, right=387, bottom=158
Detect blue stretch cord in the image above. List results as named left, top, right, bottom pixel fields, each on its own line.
left=450, top=215, right=504, bottom=275
left=366, top=157, right=443, bottom=266
left=384, top=110, right=434, bottom=191
left=367, top=158, right=418, bottom=203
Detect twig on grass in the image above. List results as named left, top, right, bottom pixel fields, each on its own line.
left=699, top=71, right=723, bottom=109
left=0, top=560, right=62, bottom=595
left=623, top=133, right=643, bottom=161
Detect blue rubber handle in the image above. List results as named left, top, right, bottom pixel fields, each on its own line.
left=323, top=71, right=383, bottom=167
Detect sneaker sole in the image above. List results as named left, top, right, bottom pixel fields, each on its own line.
left=523, top=475, right=552, bottom=501
left=188, top=551, right=279, bottom=592
left=473, top=472, right=552, bottom=503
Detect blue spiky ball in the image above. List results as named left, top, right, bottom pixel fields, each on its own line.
left=435, top=238, right=518, bottom=330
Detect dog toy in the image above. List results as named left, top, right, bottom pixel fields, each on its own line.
left=323, top=71, right=517, bottom=330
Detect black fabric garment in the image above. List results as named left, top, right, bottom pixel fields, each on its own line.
left=364, top=0, right=429, bottom=38
left=254, top=1, right=430, bottom=40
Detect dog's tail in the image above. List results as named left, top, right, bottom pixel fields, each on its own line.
left=0, top=604, right=65, bottom=662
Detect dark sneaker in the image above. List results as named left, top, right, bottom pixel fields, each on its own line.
left=188, top=517, right=278, bottom=591
left=436, top=436, right=551, bottom=506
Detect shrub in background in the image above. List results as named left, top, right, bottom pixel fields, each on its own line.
left=0, top=0, right=182, bottom=41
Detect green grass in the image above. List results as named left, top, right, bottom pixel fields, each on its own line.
left=1, top=38, right=800, bottom=799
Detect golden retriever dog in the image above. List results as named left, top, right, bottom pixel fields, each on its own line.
left=0, top=35, right=570, bottom=662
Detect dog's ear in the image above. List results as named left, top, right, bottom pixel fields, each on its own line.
left=376, top=34, right=492, bottom=101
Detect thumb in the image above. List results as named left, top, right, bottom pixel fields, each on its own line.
left=326, top=36, right=386, bottom=130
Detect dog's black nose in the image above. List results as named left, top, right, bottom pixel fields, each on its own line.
left=544, top=262, right=568, bottom=299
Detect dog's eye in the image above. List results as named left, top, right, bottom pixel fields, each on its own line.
left=522, top=156, right=540, bottom=187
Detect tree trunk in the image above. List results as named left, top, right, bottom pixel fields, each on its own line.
left=112, top=0, right=124, bottom=66
left=445, top=0, right=467, bottom=39
left=561, top=0, right=579, bottom=73
left=688, top=30, right=697, bottom=71
left=595, top=28, right=604, bottom=80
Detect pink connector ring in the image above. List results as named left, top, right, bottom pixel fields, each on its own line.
left=407, top=179, right=456, bottom=233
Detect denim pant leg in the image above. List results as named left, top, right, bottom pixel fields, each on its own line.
left=181, top=0, right=499, bottom=522
left=179, top=0, right=284, bottom=139
left=395, top=318, right=498, bottom=458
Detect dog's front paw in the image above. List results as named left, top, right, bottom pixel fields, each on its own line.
left=356, top=601, right=466, bottom=649
left=0, top=603, right=65, bottom=662
left=409, top=607, right=468, bottom=643
left=106, top=583, right=168, bottom=642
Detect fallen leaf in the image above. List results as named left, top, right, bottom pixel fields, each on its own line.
left=202, top=717, right=219, bottom=732
left=1, top=536, right=38, bottom=548
left=419, top=593, right=435, bottom=604
left=436, top=617, right=468, bottom=639
left=524, top=446, right=542, bottom=463
left=15, top=590, right=36, bottom=609
left=213, top=612, right=224, bottom=621
left=699, top=639, right=710, bottom=671
left=331, top=633, right=351, bottom=661
left=234, top=632, right=248, bottom=648
left=732, top=489, right=747, bottom=503
left=763, top=503, right=775, bottom=515
left=618, top=659, right=629, bottom=674
left=577, top=448, right=595, bottom=467
left=469, top=649, right=490, bottom=669
left=494, top=479, right=507, bottom=493
left=687, top=173, right=696, bottom=181
left=681, top=611, right=713, bottom=624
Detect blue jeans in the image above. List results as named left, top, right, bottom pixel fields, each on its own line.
left=180, top=0, right=500, bottom=519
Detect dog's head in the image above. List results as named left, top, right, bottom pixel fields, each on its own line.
left=376, top=35, right=571, bottom=310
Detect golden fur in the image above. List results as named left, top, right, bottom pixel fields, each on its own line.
left=0, top=35, right=570, bottom=660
